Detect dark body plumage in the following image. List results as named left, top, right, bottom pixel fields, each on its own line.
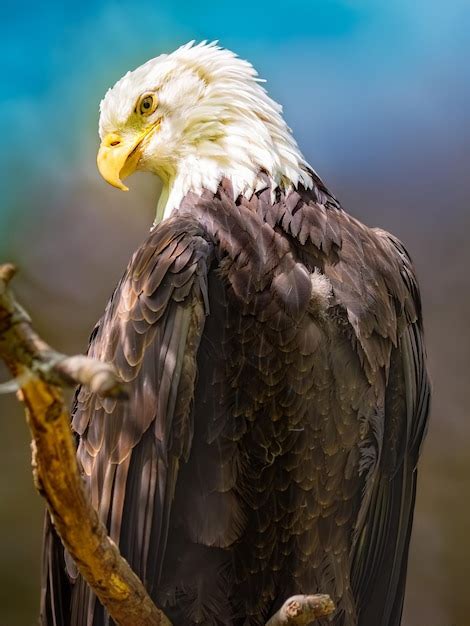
left=41, top=172, right=430, bottom=626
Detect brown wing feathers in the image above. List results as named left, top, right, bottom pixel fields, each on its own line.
left=62, top=220, right=213, bottom=623
left=41, top=174, right=429, bottom=626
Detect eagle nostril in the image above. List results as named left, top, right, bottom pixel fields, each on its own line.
left=110, top=140, right=120, bottom=147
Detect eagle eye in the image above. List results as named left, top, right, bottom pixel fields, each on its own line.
left=137, top=93, right=157, bottom=116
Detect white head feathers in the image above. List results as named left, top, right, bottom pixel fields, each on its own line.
left=99, top=41, right=313, bottom=222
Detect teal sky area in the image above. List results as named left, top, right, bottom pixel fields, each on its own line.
left=1, top=0, right=469, bottom=235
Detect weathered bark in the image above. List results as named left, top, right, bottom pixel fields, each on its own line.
left=0, top=264, right=171, bottom=626
left=266, top=594, right=335, bottom=625
left=0, top=263, right=335, bottom=626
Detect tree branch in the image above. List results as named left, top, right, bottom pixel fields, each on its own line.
left=265, top=594, right=335, bottom=625
left=0, top=263, right=335, bottom=626
left=0, top=264, right=171, bottom=626
left=0, top=263, right=127, bottom=397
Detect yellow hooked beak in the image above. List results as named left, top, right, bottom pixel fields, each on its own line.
left=96, top=123, right=159, bottom=191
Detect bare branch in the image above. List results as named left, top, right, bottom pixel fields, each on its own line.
left=0, top=263, right=336, bottom=626
left=0, top=264, right=127, bottom=398
left=0, top=264, right=171, bottom=626
left=265, top=594, right=335, bottom=626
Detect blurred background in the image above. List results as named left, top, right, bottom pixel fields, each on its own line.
left=1, top=0, right=469, bottom=624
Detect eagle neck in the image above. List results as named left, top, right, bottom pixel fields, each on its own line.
left=154, top=158, right=313, bottom=227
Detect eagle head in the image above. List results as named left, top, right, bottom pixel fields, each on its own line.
left=97, top=41, right=312, bottom=221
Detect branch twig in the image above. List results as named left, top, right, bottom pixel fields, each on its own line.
left=0, top=263, right=127, bottom=397
left=266, top=594, right=335, bottom=625
left=0, top=264, right=171, bottom=626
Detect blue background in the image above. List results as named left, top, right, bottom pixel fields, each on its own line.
left=1, top=1, right=469, bottom=624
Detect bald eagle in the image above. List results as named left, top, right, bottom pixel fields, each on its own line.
left=41, top=42, right=430, bottom=626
